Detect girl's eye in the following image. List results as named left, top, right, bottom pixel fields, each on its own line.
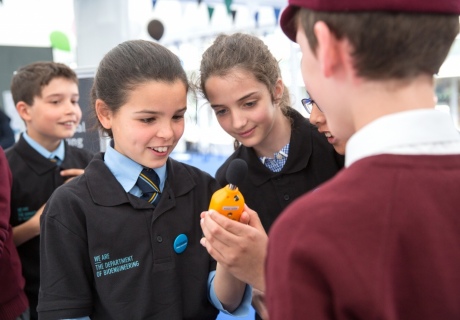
left=140, top=118, right=155, bottom=123
left=244, top=101, right=256, bottom=108
left=214, top=109, right=227, bottom=117
left=173, top=114, right=184, bottom=121
left=72, top=100, right=79, bottom=105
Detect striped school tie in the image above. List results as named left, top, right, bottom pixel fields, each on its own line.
left=136, top=168, right=161, bottom=206
left=49, top=155, right=59, bottom=163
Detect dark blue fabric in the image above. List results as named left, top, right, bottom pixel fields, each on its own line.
left=136, top=168, right=161, bottom=206
left=0, top=109, right=15, bottom=149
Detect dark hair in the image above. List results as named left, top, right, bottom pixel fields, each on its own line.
left=199, top=33, right=292, bottom=149
left=10, top=61, right=78, bottom=106
left=297, top=9, right=459, bottom=80
left=91, top=39, right=189, bottom=137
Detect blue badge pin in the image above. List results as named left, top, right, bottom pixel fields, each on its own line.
left=173, top=234, right=188, bottom=254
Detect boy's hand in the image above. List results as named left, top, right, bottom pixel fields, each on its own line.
left=200, top=204, right=268, bottom=292
left=61, top=168, right=85, bottom=183
left=13, top=168, right=85, bottom=246
left=13, top=203, right=45, bottom=246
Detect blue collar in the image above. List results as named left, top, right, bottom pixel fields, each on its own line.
left=23, top=131, right=65, bottom=163
left=104, top=143, right=167, bottom=197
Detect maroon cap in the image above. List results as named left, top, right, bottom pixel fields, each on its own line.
left=280, top=0, right=460, bottom=42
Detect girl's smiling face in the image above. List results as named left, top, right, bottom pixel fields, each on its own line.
left=97, top=80, right=187, bottom=169
left=204, top=68, right=286, bottom=156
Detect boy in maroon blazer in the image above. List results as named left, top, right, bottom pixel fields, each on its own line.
left=266, top=0, right=460, bottom=319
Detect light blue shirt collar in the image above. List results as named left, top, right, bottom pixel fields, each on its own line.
left=104, top=143, right=167, bottom=196
left=23, top=131, right=65, bottom=163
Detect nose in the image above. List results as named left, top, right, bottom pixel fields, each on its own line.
left=157, top=120, right=174, bottom=140
left=65, top=100, right=79, bottom=114
left=309, top=104, right=325, bottom=127
left=231, top=109, right=247, bottom=130
left=64, top=101, right=82, bottom=125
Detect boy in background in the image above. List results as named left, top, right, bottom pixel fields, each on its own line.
left=6, top=62, right=93, bottom=319
left=266, top=0, right=460, bottom=319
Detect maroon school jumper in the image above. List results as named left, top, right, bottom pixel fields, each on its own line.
left=0, top=147, right=29, bottom=320
left=267, top=154, right=460, bottom=320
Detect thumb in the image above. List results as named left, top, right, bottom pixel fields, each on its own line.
left=60, top=168, right=84, bottom=177
left=239, top=211, right=250, bottom=224
left=243, top=204, right=265, bottom=231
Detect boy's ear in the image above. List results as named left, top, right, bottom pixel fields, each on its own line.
left=314, top=21, right=351, bottom=79
left=16, top=101, right=32, bottom=122
left=95, top=99, right=112, bottom=130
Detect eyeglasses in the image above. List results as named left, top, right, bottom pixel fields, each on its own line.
left=301, top=98, right=322, bottom=114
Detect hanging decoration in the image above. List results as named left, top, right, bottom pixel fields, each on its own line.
left=254, top=11, right=259, bottom=28
left=231, top=9, right=237, bottom=23
left=224, top=0, right=232, bottom=15
left=147, top=19, right=165, bottom=41
left=274, top=8, right=281, bottom=26
left=152, top=0, right=157, bottom=9
left=197, top=0, right=203, bottom=5
left=49, top=31, right=71, bottom=52
left=207, top=5, right=215, bottom=22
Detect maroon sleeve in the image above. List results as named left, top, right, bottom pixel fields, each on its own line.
left=266, top=201, right=334, bottom=320
left=0, top=147, right=13, bottom=257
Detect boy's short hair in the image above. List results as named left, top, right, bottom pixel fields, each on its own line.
left=280, top=0, right=460, bottom=80
left=10, top=61, right=78, bottom=106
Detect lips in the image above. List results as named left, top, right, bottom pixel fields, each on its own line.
left=237, top=127, right=255, bottom=138
left=318, top=130, right=336, bottom=144
left=151, top=146, right=168, bottom=153
left=60, top=120, right=76, bottom=124
left=60, top=120, right=77, bottom=128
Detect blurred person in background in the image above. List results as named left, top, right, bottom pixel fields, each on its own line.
left=0, top=146, right=29, bottom=320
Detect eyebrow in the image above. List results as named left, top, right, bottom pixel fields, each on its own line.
left=210, top=92, right=258, bottom=109
left=45, top=93, right=79, bottom=98
left=134, top=106, right=187, bottom=114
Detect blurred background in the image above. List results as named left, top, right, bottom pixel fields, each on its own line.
left=1, top=0, right=459, bottom=178
left=0, top=0, right=299, bottom=179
